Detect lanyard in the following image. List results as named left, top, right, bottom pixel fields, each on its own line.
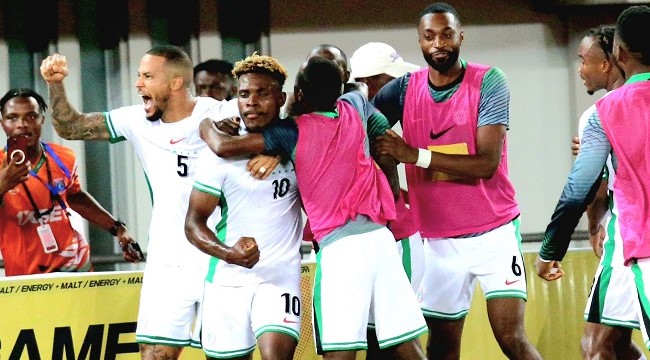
left=21, top=143, right=71, bottom=220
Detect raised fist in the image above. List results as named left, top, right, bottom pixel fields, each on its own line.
left=41, top=54, right=70, bottom=83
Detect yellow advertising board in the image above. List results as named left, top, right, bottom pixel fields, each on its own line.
left=0, top=264, right=316, bottom=360
left=1, top=252, right=648, bottom=359
left=0, top=271, right=144, bottom=359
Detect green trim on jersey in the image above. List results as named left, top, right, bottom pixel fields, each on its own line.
left=313, top=251, right=324, bottom=348
left=203, top=344, right=256, bottom=359
left=254, top=325, right=300, bottom=341
left=485, top=289, right=527, bottom=301
left=205, top=192, right=229, bottom=283
left=206, top=256, right=219, bottom=283
left=143, top=171, right=154, bottom=206
left=512, top=218, right=528, bottom=299
left=367, top=111, right=391, bottom=141
left=422, top=308, right=468, bottom=320
left=400, top=239, right=413, bottom=282
left=602, top=190, right=616, bottom=267
left=626, top=72, right=650, bottom=84
left=215, top=193, right=229, bottom=242
left=598, top=316, right=639, bottom=329
left=193, top=181, right=222, bottom=198
left=135, top=334, right=192, bottom=347
left=378, top=325, right=428, bottom=349
left=321, top=341, right=368, bottom=352
left=513, top=217, right=523, bottom=253
left=315, top=110, right=338, bottom=117
left=631, top=262, right=650, bottom=349
left=104, top=111, right=127, bottom=144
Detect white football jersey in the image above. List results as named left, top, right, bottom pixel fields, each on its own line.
left=193, top=147, right=303, bottom=285
left=106, top=97, right=238, bottom=268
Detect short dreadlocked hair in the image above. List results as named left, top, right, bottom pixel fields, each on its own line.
left=616, top=5, right=650, bottom=65
left=233, top=53, right=288, bottom=88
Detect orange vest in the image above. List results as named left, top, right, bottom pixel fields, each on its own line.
left=0, top=143, right=91, bottom=276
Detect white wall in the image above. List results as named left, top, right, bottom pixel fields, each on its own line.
left=1, top=11, right=608, bottom=245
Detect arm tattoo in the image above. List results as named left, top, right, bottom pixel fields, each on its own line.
left=49, top=82, right=110, bottom=141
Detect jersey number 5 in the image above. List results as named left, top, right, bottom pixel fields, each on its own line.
left=177, top=155, right=189, bottom=177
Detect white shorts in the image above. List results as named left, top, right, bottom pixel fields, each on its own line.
left=369, top=232, right=425, bottom=327
left=584, top=264, right=639, bottom=329
left=201, top=274, right=302, bottom=358
left=631, top=259, right=650, bottom=350
left=313, top=227, right=427, bottom=353
left=397, top=232, right=425, bottom=294
left=136, top=264, right=205, bottom=348
left=419, top=219, right=527, bottom=320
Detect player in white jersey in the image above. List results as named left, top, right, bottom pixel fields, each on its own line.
left=568, top=26, right=644, bottom=360
left=40, top=46, right=242, bottom=360
left=185, top=54, right=302, bottom=360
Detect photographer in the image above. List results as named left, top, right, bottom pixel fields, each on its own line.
left=0, top=88, right=141, bottom=276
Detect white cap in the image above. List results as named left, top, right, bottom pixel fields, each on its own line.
left=349, top=42, right=420, bottom=80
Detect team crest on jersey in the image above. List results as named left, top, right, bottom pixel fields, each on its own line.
left=53, top=178, right=66, bottom=193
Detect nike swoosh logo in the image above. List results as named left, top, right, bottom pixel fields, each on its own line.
left=169, top=137, right=187, bottom=144
left=505, top=279, right=521, bottom=286
left=430, top=127, right=452, bottom=140
left=283, top=317, right=298, bottom=324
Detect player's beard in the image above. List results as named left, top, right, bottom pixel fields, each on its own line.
left=146, top=109, right=163, bottom=122
left=425, top=48, right=460, bottom=73
left=145, top=95, right=168, bottom=122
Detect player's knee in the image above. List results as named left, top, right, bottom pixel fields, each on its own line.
left=257, top=338, right=296, bottom=360
left=259, top=347, right=294, bottom=360
left=581, top=333, right=595, bottom=357
left=494, top=331, right=529, bottom=353
left=581, top=329, right=616, bottom=358
left=139, top=343, right=181, bottom=360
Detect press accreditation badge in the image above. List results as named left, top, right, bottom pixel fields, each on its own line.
left=37, top=223, right=59, bottom=253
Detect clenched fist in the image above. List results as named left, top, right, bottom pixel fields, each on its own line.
left=227, top=236, right=260, bottom=269
left=40, top=54, right=69, bottom=83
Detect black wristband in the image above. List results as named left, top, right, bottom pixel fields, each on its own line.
left=109, top=219, right=126, bottom=236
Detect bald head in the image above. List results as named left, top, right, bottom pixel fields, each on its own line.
left=308, top=44, right=350, bottom=83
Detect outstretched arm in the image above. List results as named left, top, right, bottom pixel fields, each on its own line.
left=536, top=110, right=610, bottom=281
left=184, top=188, right=259, bottom=268
left=66, top=190, right=141, bottom=262
left=41, top=54, right=110, bottom=140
